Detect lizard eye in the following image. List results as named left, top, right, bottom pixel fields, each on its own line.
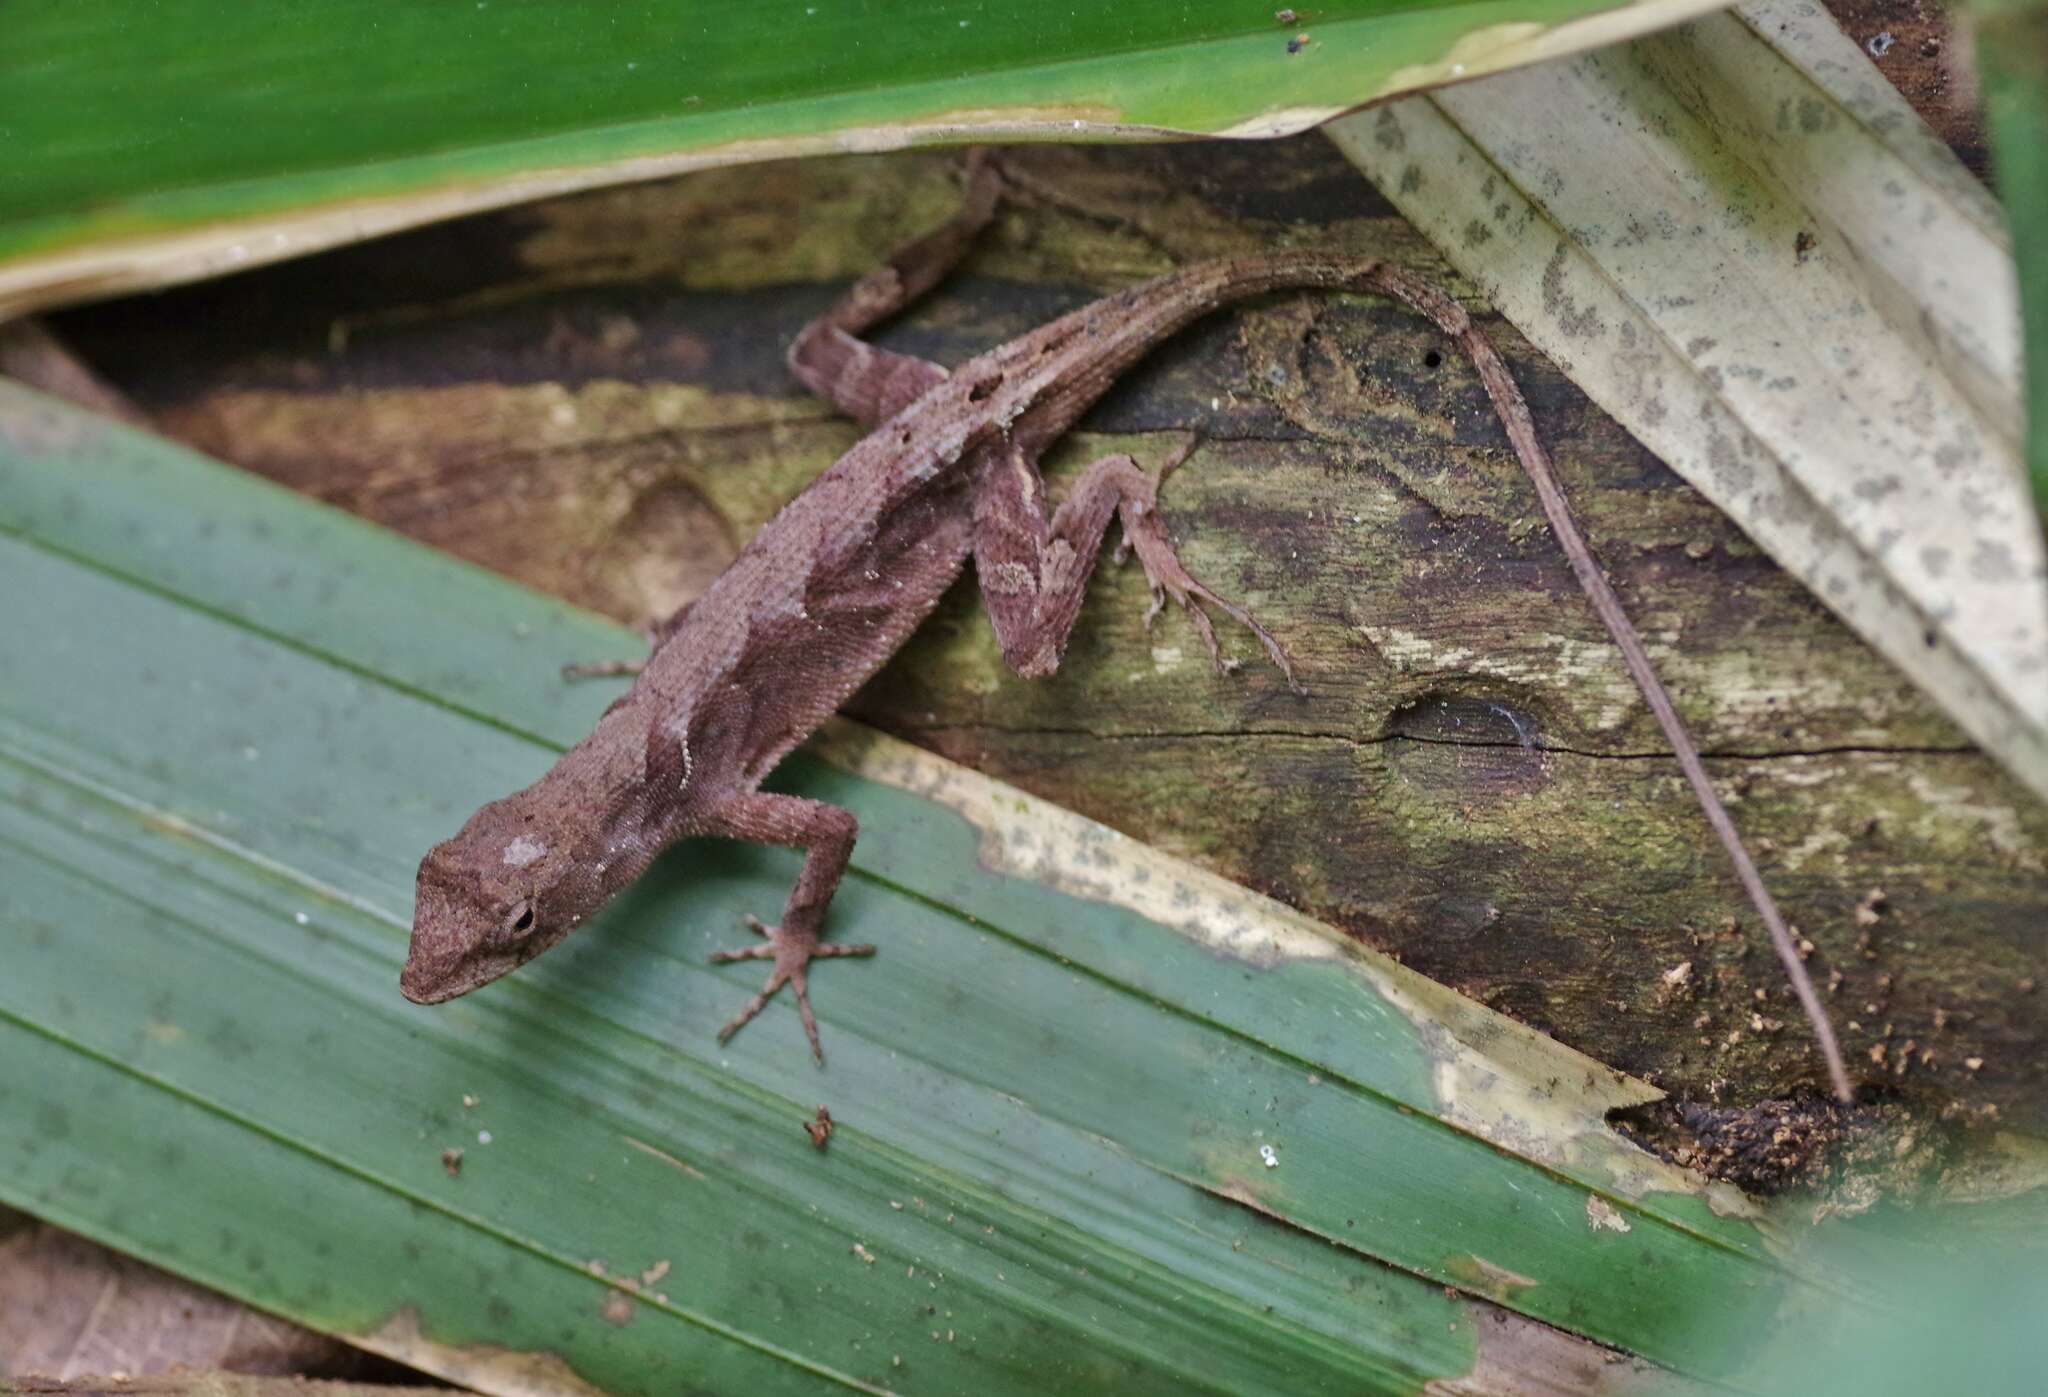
left=503, top=901, right=536, bottom=937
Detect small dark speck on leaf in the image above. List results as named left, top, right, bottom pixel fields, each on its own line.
left=1275, top=7, right=1297, bottom=21
left=1287, top=33, right=1309, bottom=53
left=1794, top=230, right=1817, bottom=264
left=442, top=1148, right=464, bottom=1177
left=805, top=1104, right=835, bottom=1150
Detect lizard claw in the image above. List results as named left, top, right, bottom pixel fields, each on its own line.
left=712, top=918, right=877, bottom=1064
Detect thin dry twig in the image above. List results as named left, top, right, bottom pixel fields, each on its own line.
left=1365, top=264, right=1854, bottom=1105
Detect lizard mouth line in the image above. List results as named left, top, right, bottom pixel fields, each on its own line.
left=399, top=944, right=532, bottom=1003
left=398, top=961, right=461, bottom=1004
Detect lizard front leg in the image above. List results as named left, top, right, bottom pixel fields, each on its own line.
left=973, top=441, right=1300, bottom=690
left=699, top=791, right=875, bottom=1064
left=561, top=602, right=694, bottom=680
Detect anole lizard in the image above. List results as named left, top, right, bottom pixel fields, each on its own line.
left=400, top=153, right=1851, bottom=1096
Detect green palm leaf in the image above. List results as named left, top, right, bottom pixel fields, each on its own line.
left=0, top=0, right=1720, bottom=316
left=0, top=382, right=1813, bottom=1390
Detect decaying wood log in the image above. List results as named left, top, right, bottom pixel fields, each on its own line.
left=52, top=132, right=2045, bottom=1138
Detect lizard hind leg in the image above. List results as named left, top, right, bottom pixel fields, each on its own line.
left=786, top=150, right=1012, bottom=428
left=974, top=442, right=1302, bottom=693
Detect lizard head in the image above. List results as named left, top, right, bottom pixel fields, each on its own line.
left=401, top=791, right=608, bottom=1004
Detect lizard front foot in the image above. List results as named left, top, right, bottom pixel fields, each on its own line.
left=561, top=657, right=645, bottom=680
left=562, top=603, right=696, bottom=681
left=712, top=915, right=876, bottom=1064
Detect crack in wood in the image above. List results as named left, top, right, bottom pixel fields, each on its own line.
left=885, top=720, right=1976, bottom=764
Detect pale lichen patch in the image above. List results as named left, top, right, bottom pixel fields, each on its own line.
left=1585, top=1194, right=1633, bottom=1233
left=358, top=1306, right=613, bottom=1397
left=815, top=721, right=1340, bottom=967
left=1444, top=1253, right=1539, bottom=1299
left=1360, top=624, right=1641, bottom=729
left=1781, top=824, right=1850, bottom=875
left=1901, top=769, right=2041, bottom=870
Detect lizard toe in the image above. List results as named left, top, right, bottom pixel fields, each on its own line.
left=715, top=965, right=790, bottom=1043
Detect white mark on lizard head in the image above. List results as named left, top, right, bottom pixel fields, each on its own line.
left=502, top=834, right=548, bottom=868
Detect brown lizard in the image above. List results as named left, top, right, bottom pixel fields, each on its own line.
left=400, top=153, right=1852, bottom=1096
left=399, top=154, right=1350, bottom=1059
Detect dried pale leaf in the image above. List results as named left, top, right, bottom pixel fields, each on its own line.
left=0, top=1221, right=349, bottom=1380
left=1329, top=0, right=2048, bottom=799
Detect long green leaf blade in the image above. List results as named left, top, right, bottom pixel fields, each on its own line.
left=0, top=0, right=1723, bottom=317
left=0, top=384, right=1806, bottom=1389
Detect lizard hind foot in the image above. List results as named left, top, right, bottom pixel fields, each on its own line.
left=1119, top=500, right=1302, bottom=695
left=711, top=916, right=877, bottom=1065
